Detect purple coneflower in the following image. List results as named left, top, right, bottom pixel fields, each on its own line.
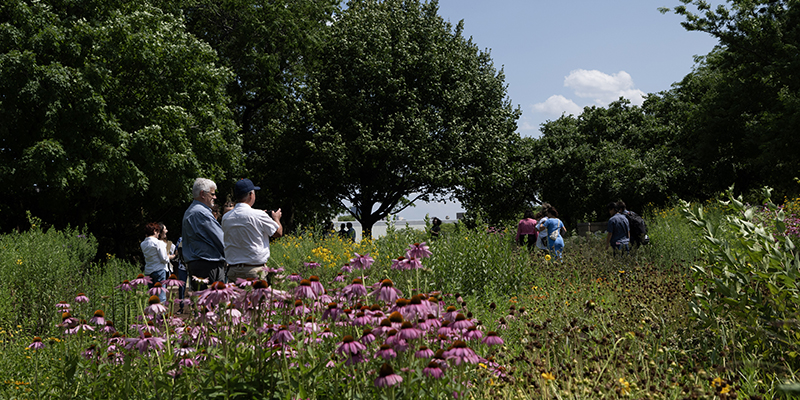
left=126, top=331, right=166, bottom=354
left=438, top=320, right=453, bottom=336
left=442, top=306, right=459, bottom=322
left=89, top=309, right=106, bottom=325
left=345, top=352, right=366, bottom=366
left=114, top=280, right=132, bottom=292
left=444, top=340, right=481, bottom=365
left=423, top=361, right=445, bottom=379
left=374, top=363, right=403, bottom=388
left=288, top=273, right=302, bottom=282
left=197, top=281, right=238, bottom=307
left=371, top=279, right=402, bottom=304
left=145, top=295, right=168, bottom=315
left=482, top=331, right=504, bottom=346
left=28, top=336, right=45, bottom=350
left=75, top=293, right=90, bottom=303
left=271, top=325, right=295, bottom=344
left=406, top=242, right=432, bottom=259
left=308, top=276, right=325, bottom=295
left=332, top=273, right=346, bottom=283
left=102, top=321, right=117, bottom=334
left=336, top=335, right=367, bottom=356
left=174, top=341, right=195, bottom=357
left=374, top=343, right=397, bottom=360
left=340, top=264, right=353, bottom=273
left=352, top=311, right=372, bottom=326
left=349, top=253, right=374, bottom=270
left=148, top=282, right=167, bottom=296
left=289, top=299, right=310, bottom=316
left=58, top=312, right=78, bottom=329
left=163, top=274, right=186, bottom=288
left=248, top=279, right=275, bottom=304
left=464, top=326, right=483, bottom=341
left=130, top=274, right=152, bottom=287
left=343, top=278, right=368, bottom=300
left=390, top=257, right=409, bottom=271
left=404, top=294, right=431, bottom=321
left=294, top=279, right=316, bottom=300
left=452, top=313, right=473, bottom=330
left=304, top=261, right=320, bottom=269
left=321, top=302, right=343, bottom=321
left=56, top=301, right=71, bottom=312
left=319, top=328, right=335, bottom=339
left=415, top=345, right=434, bottom=359
left=67, top=319, right=95, bottom=335
left=399, top=321, right=423, bottom=340
left=360, top=328, right=376, bottom=345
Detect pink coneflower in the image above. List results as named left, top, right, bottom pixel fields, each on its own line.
left=319, top=328, right=335, bottom=339
left=115, top=280, right=133, bottom=292
left=271, top=325, right=295, bottom=344
left=288, top=273, right=302, bottom=282
left=294, top=279, right=316, bottom=300
left=452, top=313, right=473, bottom=330
left=424, top=314, right=442, bottom=330
left=130, top=274, right=152, bottom=287
left=89, top=310, right=106, bottom=325
left=248, top=279, right=275, bottom=304
left=321, top=302, right=343, bottom=321
left=235, top=277, right=256, bottom=287
left=179, top=357, right=199, bottom=368
left=289, top=299, right=310, bottom=316
left=360, top=328, right=376, bottom=345
left=174, top=341, right=196, bottom=357
left=148, top=282, right=167, bottom=296
left=340, top=264, right=353, bottom=273
left=102, top=321, right=117, bottom=334
left=308, top=276, right=325, bottom=295
left=464, top=326, right=483, bottom=341
left=371, top=279, right=402, bottom=304
left=391, top=257, right=409, bottom=271
left=304, top=262, right=320, bottom=269
left=197, top=281, right=238, bottom=307
left=415, top=345, right=434, bottom=359
left=442, top=306, right=459, bottom=322
left=406, top=242, right=432, bottom=259
left=163, top=274, right=186, bottom=288
left=191, top=275, right=209, bottom=286
left=344, top=278, right=368, bottom=300
left=332, top=273, right=346, bottom=283
left=56, top=301, right=71, bottom=312
left=482, top=331, right=504, bottom=346
left=126, top=331, right=166, bottom=354
left=145, top=295, right=167, bottom=315
left=374, top=343, right=397, bottom=360
left=28, top=336, right=45, bottom=350
left=399, top=321, right=423, bottom=340
left=443, top=340, right=481, bottom=365
left=345, top=352, right=367, bottom=366
left=423, top=361, right=445, bottom=379
left=352, top=311, right=372, bottom=326
left=58, top=311, right=78, bottom=329
left=349, top=253, right=374, bottom=270
left=404, top=294, right=431, bottom=321
left=406, top=257, right=423, bottom=270
left=438, top=320, right=453, bottom=336
left=75, top=293, right=89, bottom=303
left=374, top=363, right=403, bottom=388
left=67, top=319, right=95, bottom=335
left=336, top=335, right=367, bottom=356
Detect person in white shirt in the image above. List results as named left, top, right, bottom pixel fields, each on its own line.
left=140, top=222, right=170, bottom=303
left=222, top=178, right=283, bottom=281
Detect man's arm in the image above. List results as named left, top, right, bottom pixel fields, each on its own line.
left=270, top=209, right=283, bottom=238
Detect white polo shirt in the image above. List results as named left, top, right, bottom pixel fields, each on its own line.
left=221, top=203, right=280, bottom=265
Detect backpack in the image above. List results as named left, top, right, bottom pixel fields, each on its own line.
left=625, top=211, right=649, bottom=245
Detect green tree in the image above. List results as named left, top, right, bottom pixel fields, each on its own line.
left=308, top=0, right=521, bottom=236
left=0, top=0, right=241, bottom=255
left=176, top=0, right=341, bottom=230
left=534, top=99, right=683, bottom=225
left=659, top=0, right=800, bottom=198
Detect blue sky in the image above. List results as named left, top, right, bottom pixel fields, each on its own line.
left=389, top=1, right=722, bottom=220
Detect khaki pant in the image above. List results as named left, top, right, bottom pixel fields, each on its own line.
left=227, top=264, right=266, bottom=281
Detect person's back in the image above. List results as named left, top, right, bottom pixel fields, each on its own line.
left=606, top=202, right=630, bottom=253
left=346, top=222, right=356, bottom=242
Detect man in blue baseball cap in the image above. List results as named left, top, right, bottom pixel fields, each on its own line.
left=221, top=178, right=283, bottom=281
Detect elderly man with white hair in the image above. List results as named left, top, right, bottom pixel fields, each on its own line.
left=182, top=178, right=226, bottom=290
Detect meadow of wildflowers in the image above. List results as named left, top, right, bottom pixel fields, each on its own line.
left=0, top=199, right=797, bottom=399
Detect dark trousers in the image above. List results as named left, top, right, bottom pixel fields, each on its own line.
left=187, top=259, right=227, bottom=291
left=518, top=233, right=538, bottom=251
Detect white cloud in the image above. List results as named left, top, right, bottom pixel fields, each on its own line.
left=531, top=95, right=583, bottom=118
left=564, top=69, right=645, bottom=105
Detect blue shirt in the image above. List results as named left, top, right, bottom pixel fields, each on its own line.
left=182, top=200, right=225, bottom=263
left=607, top=213, right=630, bottom=246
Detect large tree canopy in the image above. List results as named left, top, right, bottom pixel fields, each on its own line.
left=0, top=0, right=241, bottom=254
left=175, top=0, right=340, bottom=229
left=309, top=0, right=521, bottom=235
left=659, top=0, right=800, bottom=198
left=534, top=99, right=684, bottom=225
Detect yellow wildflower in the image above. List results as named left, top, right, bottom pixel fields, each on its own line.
left=541, top=372, right=555, bottom=381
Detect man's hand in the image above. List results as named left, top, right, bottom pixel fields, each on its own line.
left=271, top=208, right=282, bottom=221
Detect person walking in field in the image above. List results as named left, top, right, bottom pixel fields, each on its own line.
left=221, top=178, right=283, bottom=281
left=515, top=210, right=538, bottom=251
left=182, top=178, right=226, bottom=290
left=140, top=222, right=170, bottom=303
left=606, top=202, right=631, bottom=255
left=539, top=206, right=566, bottom=259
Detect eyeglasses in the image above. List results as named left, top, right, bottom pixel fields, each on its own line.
left=206, top=191, right=217, bottom=197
